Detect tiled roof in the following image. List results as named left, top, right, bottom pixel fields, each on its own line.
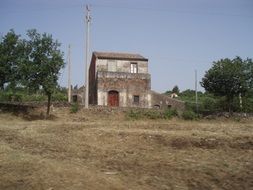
left=93, top=51, right=148, bottom=61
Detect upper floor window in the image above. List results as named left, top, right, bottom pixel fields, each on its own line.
left=130, top=62, right=138, bottom=73
left=108, top=60, right=117, bottom=72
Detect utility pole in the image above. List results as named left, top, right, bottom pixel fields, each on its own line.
left=195, top=70, right=198, bottom=114
left=67, top=44, right=71, bottom=103
left=84, top=5, right=91, bottom=108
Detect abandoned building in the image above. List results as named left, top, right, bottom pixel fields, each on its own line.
left=89, top=52, right=151, bottom=108
left=71, top=85, right=85, bottom=103
left=88, top=51, right=185, bottom=110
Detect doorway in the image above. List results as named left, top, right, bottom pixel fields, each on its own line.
left=108, top=90, right=119, bottom=107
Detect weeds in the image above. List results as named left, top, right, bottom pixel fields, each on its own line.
left=70, top=103, right=79, bottom=113
left=127, top=108, right=178, bottom=120
left=164, top=108, right=178, bottom=119
left=182, top=110, right=198, bottom=120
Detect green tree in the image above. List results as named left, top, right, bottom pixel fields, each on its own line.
left=0, top=29, right=24, bottom=90
left=201, top=57, right=253, bottom=113
left=23, top=29, right=65, bottom=115
left=172, top=85, right=180, bottom=94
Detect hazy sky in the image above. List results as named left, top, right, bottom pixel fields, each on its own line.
left=1, top=0, right=253, bottom=92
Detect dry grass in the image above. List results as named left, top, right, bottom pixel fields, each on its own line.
left=0, top=107, right=252, bottom=190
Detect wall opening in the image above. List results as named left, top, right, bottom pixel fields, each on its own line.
left=133, top=95, right=140, bottom=105
left=153, top=104, right=160, bottom=109
left=72, top=95, right=78, bottom=102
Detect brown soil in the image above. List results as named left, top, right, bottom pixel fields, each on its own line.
left=0, top=107, right=252, bottom=190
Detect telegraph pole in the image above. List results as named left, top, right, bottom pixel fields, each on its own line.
left=67, top=44, right=71, bottom=103
left=195, top=70, right=198, bottom=114
left=84, top=5, right=91, bottom=108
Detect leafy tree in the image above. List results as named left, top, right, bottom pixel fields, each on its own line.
left=0, top=29, right=24, bottom=90
left=201, top=57, right=253, bottom=113
left=180, top=89, right=203, bottom=98
left=23, top=29, right=64, bottom=115
left=164, top=90, right=172, bottom=95
left=172, top=85, right=180, bottom=94
left=245, top=58, right=253, bottom=89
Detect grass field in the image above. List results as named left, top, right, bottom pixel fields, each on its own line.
left=0, top=107, right=252, bottom=190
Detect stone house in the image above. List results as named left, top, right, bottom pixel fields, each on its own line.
left=89, top=51, right=185, bottom=110
left=89, top=52, right=151, bottom=108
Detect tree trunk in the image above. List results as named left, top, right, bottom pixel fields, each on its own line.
left=227, top=96, right=233, bottom=115
left=0, top=83, right=4, bottom=90
left=46, top=93, right=51, bottom=116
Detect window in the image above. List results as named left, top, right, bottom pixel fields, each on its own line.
left=133, top=95, right=139, bottom=104
left=108, top=60, right=117, bottom=72
left=72, top=95, right=78, bottom=102
left=130, top=62, right=138, bottom=73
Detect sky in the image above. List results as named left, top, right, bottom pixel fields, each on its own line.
left=1, top=0, right=253, bottom=93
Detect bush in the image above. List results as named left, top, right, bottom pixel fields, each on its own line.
left=242, top=97, right=253, bottom=112
left=52, top=92, right=67, bottom=102
left=144, top=110, right=162, bottom=119
left=164, top=108, right=178, bottom=119
left=70, top=103, right=79, bottom=113
left=202, top=97, right=217, bottom=111
left=0, top=91, right=23, bottom=102
left=0, top=89, right=68, bottom=102
left=127, top=108, right=178, bottom=120
left=22, top=94, right=46, bottom=102
left=0, top=91, right=11, bottom=101
left=127, top=110, right=143, bottom=120
left=182, top=110, right=198, bottom=120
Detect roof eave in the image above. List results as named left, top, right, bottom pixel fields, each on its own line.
left=96, top=56, right=148, bottom=62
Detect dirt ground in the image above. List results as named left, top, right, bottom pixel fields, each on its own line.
left=0, top=107, right=252, bottom=190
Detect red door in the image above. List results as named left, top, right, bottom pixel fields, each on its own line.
left=108, top=91, right=119, bottom=107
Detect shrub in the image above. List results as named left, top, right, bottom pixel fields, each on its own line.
left=12, top=93, right=23, bottom=102
left=22, top=94, right=46, bottom=102
left=0, top=91, right=23, bottom=102
left=164, top=108, right=178, bottom=119
left=127, top=110, right=142, bottom=120
left=242, top=97, right=253, bottom=113
left=127, top=108, right=179, bottom=120
left=0, top=91, right=11, bottom=101
left=202, top=97, right=212, bottom=110
left=70, top=103, right=79, bottom=113
left=144, top=110, right=161, bottom=119
left=52, top=92, right=67, bottom=102
left=182, top=110, right=198, bottom=120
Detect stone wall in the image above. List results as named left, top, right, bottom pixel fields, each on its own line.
left=96, top=71, right=151, bottom=108
left=151, top=91, right=185, bottom=111
left=96, top=59, right=148, bottom=73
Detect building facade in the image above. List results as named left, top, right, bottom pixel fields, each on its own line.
left=89, top=52, right=152, bottom=108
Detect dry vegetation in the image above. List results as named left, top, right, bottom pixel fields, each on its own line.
left=0, top=107, right=253, bottom=190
